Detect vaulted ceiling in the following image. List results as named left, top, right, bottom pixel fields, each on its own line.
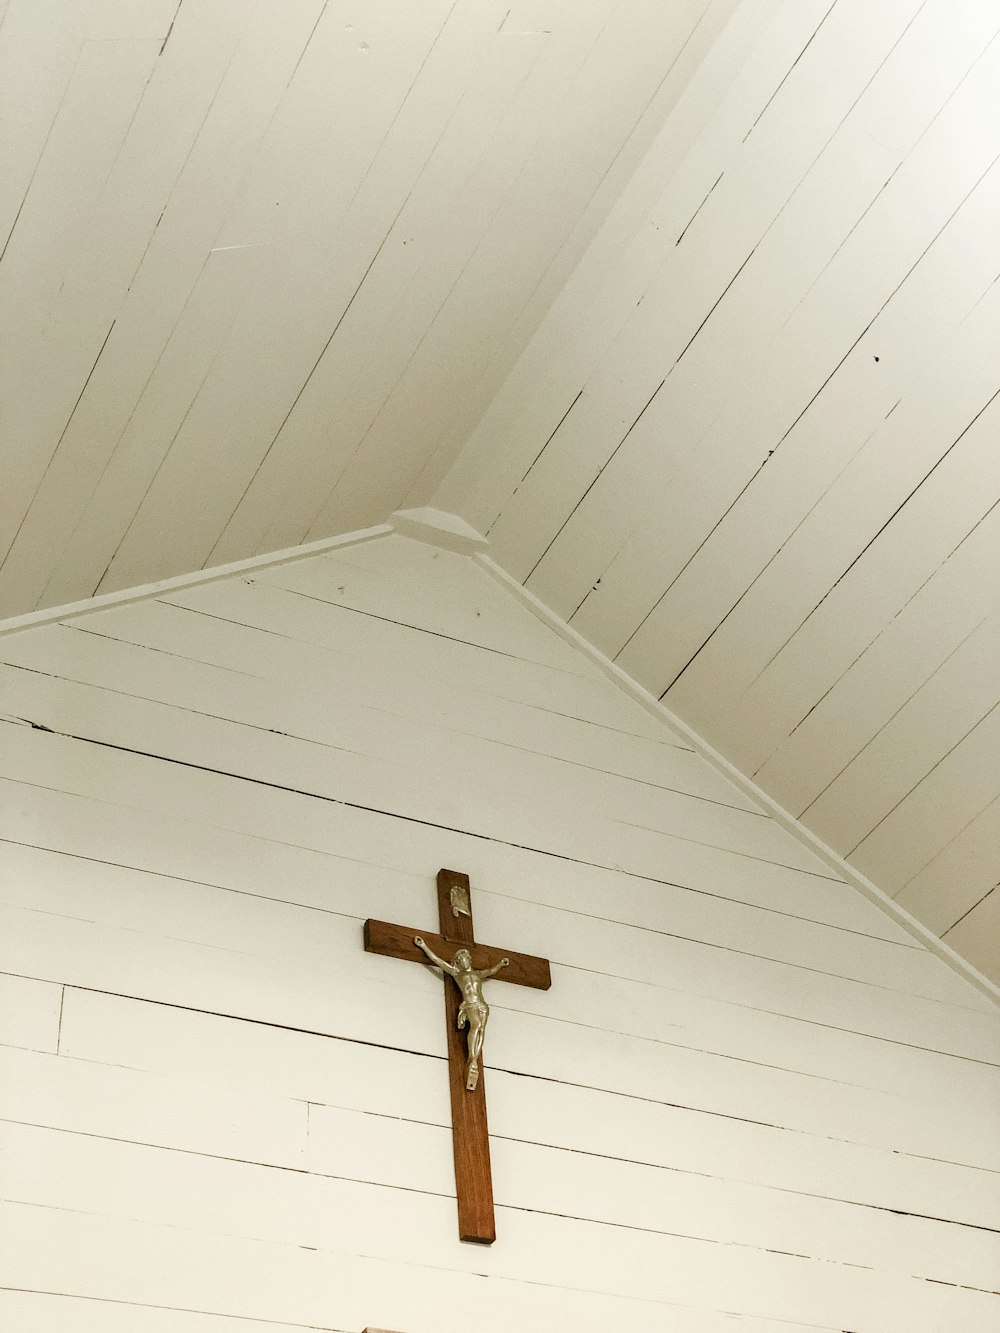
left=3, top=1, right=998, bottom=985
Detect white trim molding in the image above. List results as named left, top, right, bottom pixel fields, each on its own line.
left=0, top=525, right=393, bottom=639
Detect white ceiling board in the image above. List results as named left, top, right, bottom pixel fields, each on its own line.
left=0, top=0, right=268, bottom=612
left=88, top=0, right=464, bottom=595
left=850, top=702, right=1000, bottom=893
left=434, top=0, right=1000, bottom=984
left=483, top=0, right=941, bottom=591
left=1, top=0, right=179, bottom=42
left=572, top=155, right=1000, bottom=678
left=300, top=0, right=723, bottom=542
left=202, top=3, right=557, bottom=564
left=217, top=0, right=729, bottom=558
left=754, top=499, right=1000, bottom=817
left=580, top=28, right=1000, bottom=679
left=802, top=613, right=1000, bottom=855
left=895, top=798, right=1000, bottom=936
left=0, top=35, right=164, bottom=564
left=431, top=0, right=862, bottom=535
left=0, top=0, right=744, bottom=617
left=685, top=325, right=1000, bottom=776
left=0, top=19, right=80, bottom=254
left=942, top=886, right=1000, bottom=986
left=36, top=244, right=268, bottom=611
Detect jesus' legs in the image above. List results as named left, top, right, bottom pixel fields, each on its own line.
left=465, top=1009, right=486, bottom=1090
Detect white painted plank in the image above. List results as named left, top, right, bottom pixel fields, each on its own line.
left=58, top=987, right=450, bottom=1128
left=206, top=1, right=550, bottom=564
left=0, top=629, right=772, bottom=867
left=308, top=1102, right=1000, bottom=1288
left=466, top=0, right=890, bottom=567
left=0, top=1044, right=307, bottom=1171
left=689, top=295, right=1000, bottom=776
left=255, top=535, right=602, bottom=675
left=0, top=1200, right=880, bottom=1333
left=89, top=0, right=482, bottom=595
left=490, top=1060, right=1000, bottom=1238
left=0, top=0, right=178, bottom=41
left=0, top=775, right=926, bottom=992
left=58, top=988, right=1000, bottom=1231
left=0, top=624, right=820, bottom=870
left=0, top=24, right=80, bottom=252
left=600, top=154, right=1000, bottom=696
left=0, top=716, right=919, bottom=944
left=895, top=796, right=1000, bottom=933
left=485, top=0, right=935, bottom=585
left=23, top=0, right=329, bottom=614
left=0, top=974, right=61, bottom=1053
left=35, top=0, right=498, bottom=610
left=2, top=0, right=260, bottom=594
left=161, top=574, right=680, bottom=743
left=386, top=0, right=765, bottom=516
left=303, top=0, right=720, bottom=543
left=5, top=1124, right=998, bottom=1332
left=0, top=37, right=163, bottom=572
left=3, top=1069, right=993, bottom=1297
left=3, top=879, right=995, bottom=1148
left=755, top=499, right=1000, bottom=815
left=0, top=660, right=810, bottom=891
left=266, top=0, right=714, bottom=549
left=531, top=1, right=1000, bottom=637
left=945, top=887, right=1000, bottom=984
left=431, top=0, right=835, bottom=531
left=617, top=93, right=1000, bottom=702
left=63, top=600, right=745, bottom=805
left=0, top=1289, right=344, bottom=1333
left=28, top=243, right=265, bottom=608
left=852, top=702, right=1000, bottom=892
left=804, top=612, right=1000, bottom=853
left=6, top=783, right=993, bottom=1103
left=0, top=828, right=977, bottom=1053
left=0, top=686, right=889, bottom=953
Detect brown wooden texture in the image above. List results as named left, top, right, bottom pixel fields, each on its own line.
left=361, top=868, right=552, bottom=1245
left=443, top=977, right=495, bottom=1243
left=363, top=919, right=551, bottom=990
left=437, top=868, right=493, bottom=1245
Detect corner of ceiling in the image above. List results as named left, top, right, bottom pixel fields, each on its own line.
left=391, top=507, right=490, bottom=556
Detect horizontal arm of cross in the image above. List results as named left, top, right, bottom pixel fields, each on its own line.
left=364, top=919, right=551, bottom=990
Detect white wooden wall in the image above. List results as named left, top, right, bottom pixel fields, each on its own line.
left=1, top=533, right=998, bottom=1332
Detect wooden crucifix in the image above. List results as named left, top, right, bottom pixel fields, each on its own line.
left=363, top=868, right=551, bottom=1244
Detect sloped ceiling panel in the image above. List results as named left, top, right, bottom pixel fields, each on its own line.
left=0, top=0, right=746, bottom=614
left=434, top=0, right=1000, bottom=984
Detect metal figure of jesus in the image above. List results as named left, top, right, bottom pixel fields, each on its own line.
left=413, top=937, right=509, bottom=1090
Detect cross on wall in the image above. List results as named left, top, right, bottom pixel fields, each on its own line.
left=363, top=868, right=552, bottom=1244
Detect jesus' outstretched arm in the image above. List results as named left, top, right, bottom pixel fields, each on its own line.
left=414, top=935, right=458, bottom=976
left=478, top=957, right=510, bottom=981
